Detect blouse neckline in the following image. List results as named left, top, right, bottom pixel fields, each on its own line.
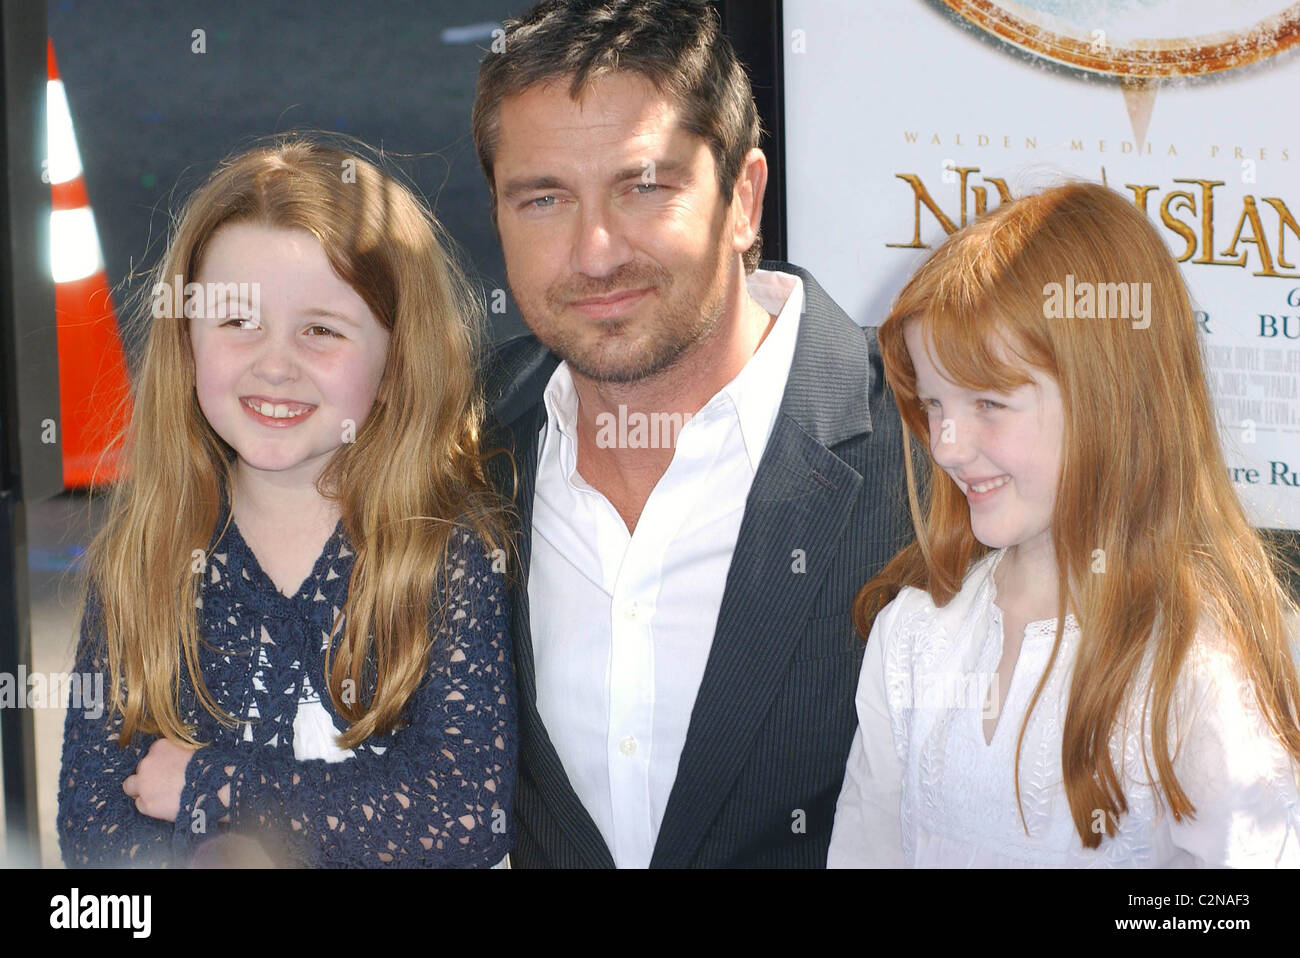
left=229, top=517, right=347, bottom=600
left=984, top=547, right=1080, bottom=639
left=210, top=498, right=351, bottom=611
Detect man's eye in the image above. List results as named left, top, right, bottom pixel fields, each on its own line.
left=529, top=195, right=556, bottom=209
left=633, top=182, right=660, bottom=194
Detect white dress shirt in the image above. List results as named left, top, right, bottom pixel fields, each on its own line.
left=528, top=269, right=805, bottom=868
left=828, top=548, right=1300, bottom=867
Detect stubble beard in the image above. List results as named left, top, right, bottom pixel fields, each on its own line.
left=559, top=289, right=726, bottom=384
left=518, top=239, right=733, bottom=386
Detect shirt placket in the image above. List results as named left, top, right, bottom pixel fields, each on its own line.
left=587, top=472, right=649, bottom=866
left=599, top=410, right=724, bottom=867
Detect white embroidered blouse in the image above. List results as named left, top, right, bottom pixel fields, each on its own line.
left=828, top=549, right=1300, bottom=868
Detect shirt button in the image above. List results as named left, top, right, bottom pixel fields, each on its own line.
left=624, top=601, right=639, bottom=620
left=619, top=735, right=638, bottom=756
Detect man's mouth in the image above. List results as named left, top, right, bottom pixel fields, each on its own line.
left=569, top=287, right=652, bottom=318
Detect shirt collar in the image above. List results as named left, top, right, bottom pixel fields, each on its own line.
left=722, top=268, right=803, bottom=471
left=541, top=353, right=581, bottom=443
left=540, top=268, right=805, bottom=473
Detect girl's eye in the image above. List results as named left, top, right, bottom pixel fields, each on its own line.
left=917, top=396, right=1003, bottom=411
left=221, top=317, right=258, bottom=330
left=306, top=325, right=342, bottom=338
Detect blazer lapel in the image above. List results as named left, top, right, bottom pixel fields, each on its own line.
left=649, top=269, right=876, bottom=867
left=505, top=406, right=542, bottom=711
left=501, top=398, right=616, bottom=867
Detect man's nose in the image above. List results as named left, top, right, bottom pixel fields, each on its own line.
left=570, top=199, right=632, bottom=278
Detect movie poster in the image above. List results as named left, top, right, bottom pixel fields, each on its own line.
left=783, top=0, right=1300, bottom=530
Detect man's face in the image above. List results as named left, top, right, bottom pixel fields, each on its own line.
left=493, top=71, right=737, bottom=383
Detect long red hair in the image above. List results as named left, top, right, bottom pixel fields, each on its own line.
left=854, top=181, right=1300, bottom=847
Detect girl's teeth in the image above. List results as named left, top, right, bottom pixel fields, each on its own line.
left=972, top=476, right=1009, bottom=493
left=248, top=400, right=307, bottom=419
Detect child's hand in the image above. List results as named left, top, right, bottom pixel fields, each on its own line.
left=123, top=739, right=196, bottom=821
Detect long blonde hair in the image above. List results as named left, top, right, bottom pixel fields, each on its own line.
left=854, top=181, right=1300, bottom=847
left=83, top=133, right=505, bottom=750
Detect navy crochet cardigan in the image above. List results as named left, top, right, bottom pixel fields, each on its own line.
left=57, top=509, right=516, bottom=868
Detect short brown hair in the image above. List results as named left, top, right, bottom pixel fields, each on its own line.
left=472, top=0, right=763, bottom=271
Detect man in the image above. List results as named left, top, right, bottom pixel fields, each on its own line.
left=473, top=0, right=911, bottom=867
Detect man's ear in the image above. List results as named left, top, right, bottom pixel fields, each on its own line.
left=730, top=148, right=768, bottom=255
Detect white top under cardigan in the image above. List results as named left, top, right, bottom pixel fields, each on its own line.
left=828, top=548, right=1300, bottom=867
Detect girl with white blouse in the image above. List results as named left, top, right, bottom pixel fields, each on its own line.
left=828, top=181, right=1300, bottom=867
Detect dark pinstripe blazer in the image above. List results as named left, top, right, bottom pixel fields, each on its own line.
left=483, top=262, right=913, bottom=867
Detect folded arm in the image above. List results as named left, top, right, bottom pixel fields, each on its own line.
left=57, top=591, right=176, bottom=867
left=175, top=533, right=518, bottom=868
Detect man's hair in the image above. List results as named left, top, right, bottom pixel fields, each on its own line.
left=472, top=0, right=763, bottom=271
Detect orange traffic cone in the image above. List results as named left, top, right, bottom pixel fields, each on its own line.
left=48, top=37, right=131, bottom=488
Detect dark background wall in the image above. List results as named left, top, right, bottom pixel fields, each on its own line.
left=46, top=0, right=788, bottom=358
left=48, top=0, right=528, bottom=357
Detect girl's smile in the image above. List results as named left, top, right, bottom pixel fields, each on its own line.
left=902, top=319, right=1064, bottom=559
left=960, top=474, right=1012, bottom=502
left=239, top=396, right=319, bottom=424
left=189, top=222, right=390, bottom=487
